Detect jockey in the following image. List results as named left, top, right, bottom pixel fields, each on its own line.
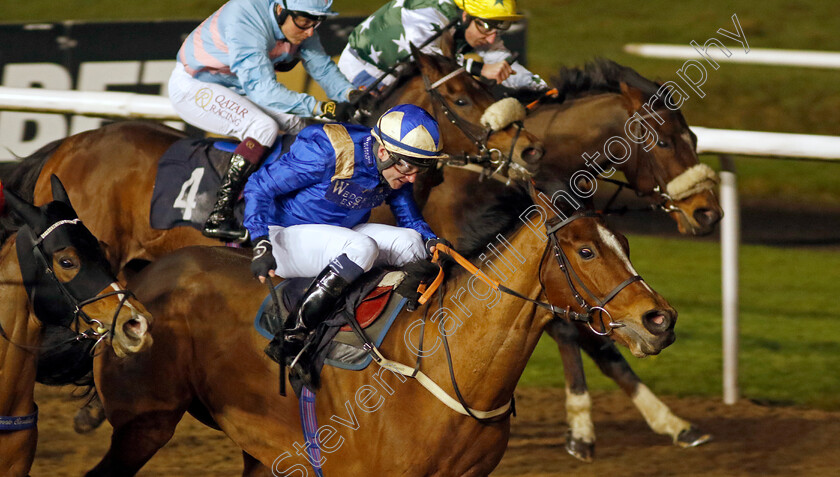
left=337, top=0, right=548, bottom=91
left=244, top=104, right=450, bottom=361
left=168, top=0, right=360, bottom=243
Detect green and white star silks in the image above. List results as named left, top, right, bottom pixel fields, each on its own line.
left=337, top=0, right=547, bottom=91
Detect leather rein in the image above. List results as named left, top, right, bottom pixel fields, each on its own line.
left=420, top=66, right=528, bottom=182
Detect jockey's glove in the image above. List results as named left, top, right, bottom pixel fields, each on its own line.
left=250, top=236, right=277, bottom=279
left=313, top=100, right=355, bottom=122
left=425, top=237, right=453, bottom=255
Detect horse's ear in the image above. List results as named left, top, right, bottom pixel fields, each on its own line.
left=438, top=29, right=455, bottom=58
left=3, top=187, right=41, bottom=227
left=619, top=82, right=645, bottom=114
left=50, top=174, right=73, bottom=208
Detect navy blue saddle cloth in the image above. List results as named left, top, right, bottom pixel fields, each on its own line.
left=150, top=134, right=296, bottom=231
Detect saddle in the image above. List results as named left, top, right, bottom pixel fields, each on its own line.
left=254, top=264, right=434, bottom=397
left=149, top=134, right=296, bottom=231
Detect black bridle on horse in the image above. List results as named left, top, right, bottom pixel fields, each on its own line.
left=420, top=65, right=526, bottom=179
left=3, top=217, right=135, bottom=352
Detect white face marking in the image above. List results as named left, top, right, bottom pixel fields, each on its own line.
left=109, top=282, right=139, bottom=314
left=595, top=224, right=654, bottom=294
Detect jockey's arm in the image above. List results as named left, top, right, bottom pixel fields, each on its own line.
left=228, top=31, right=320, bottom=117
left=243, top=130, right=328, bottom=239
left=299, top=34, right=354, bottom=102
left=386, top=185, right=437, bottom=241
left=474, top=40, right=548, bottom=91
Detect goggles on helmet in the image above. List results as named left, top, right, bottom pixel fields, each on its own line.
left=289, top=11, right=326, bottom=30
left=473, top=17, right=512, bottom=34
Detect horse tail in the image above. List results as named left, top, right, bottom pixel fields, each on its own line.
left=0, top=138, right=64, bottom=245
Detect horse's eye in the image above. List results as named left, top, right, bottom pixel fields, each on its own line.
left=455, top=98, right=468, bottom=106
left=578, top=248, right=595, bottom=260
left=657, top=139, right=671, bottom=148
left=58, top=257, right=76, bottom=269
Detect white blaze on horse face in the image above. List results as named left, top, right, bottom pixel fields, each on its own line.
left=595, top=224, right=654, bottom=295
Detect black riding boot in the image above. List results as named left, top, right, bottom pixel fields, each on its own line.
left=203, top=154, right=256, bottom=243
left=264, top=265, right=355, bottom=369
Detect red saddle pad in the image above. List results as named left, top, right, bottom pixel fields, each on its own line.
left=340, top=286, right=393, bottom=332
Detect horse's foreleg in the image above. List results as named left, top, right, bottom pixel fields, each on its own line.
left=575, top=327, right=712, bottom=448
left=85, top=407, right=186, bottom=477
left=544, top=318, right=595, bottom=462
left=74, top=391, right=106, bottom=434
left=0, top=426, right=37, bottom=477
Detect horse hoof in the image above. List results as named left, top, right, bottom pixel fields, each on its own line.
left=564, top=430, right=595, bottom=462
left=73, top=399, right=106, bottom=434
left=676, top=426, right=713, bottom=448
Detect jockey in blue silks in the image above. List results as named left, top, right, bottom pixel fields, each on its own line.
left=169, top=0, right=361, bottom=243
left=244, top=104, right=451, bottom=362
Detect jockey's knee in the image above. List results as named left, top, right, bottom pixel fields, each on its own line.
left=392, top=229, right=426, bottom=266
left=343, top=235, right=379, bottom=272
left=242, top=116, right=279, bottom=147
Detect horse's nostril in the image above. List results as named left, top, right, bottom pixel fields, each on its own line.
left=693, top=208, right=721, bottom=226
left=643, top=309, right=673, bottom=334
left=521, top=147, right=544, bottom=163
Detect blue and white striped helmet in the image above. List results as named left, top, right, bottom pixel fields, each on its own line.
left=277, top=0, right=338, bottom=17
left=371, top=104, right=447, bottom=167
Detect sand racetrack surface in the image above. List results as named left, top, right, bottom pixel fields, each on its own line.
left=30, top=384, right=840, bottom=476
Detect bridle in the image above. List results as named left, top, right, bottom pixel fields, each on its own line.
left=420, top=65, right=529, bottom=181
left=599, top=109, right=711, bottom=222
left=539, top=211, right=641, bottom=335
left=4, top=218, right=136, bottom=352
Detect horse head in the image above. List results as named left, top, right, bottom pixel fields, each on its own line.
left=529, top=184, right=676, bottom=357
left=4, top=175, right=152, bottom=357
left=395, top=44, right=544, bottom=178
left=617, top=81, right=722, bottom=235
left=530, top=59, right=722, bottom=236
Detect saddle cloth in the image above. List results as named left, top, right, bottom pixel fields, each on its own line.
left=254, top=270, right=409, bottom=373
left=149, top=134, right=295, bottom=231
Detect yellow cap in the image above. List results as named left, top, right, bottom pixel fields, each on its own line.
left=454, top=0, right=524, bottom=21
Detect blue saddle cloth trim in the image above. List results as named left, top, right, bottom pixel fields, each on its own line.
left=0, top=404, right=38, bottom=431
left=323, top=297, right=407, bottom=371
left=299, top=387, right=325, bottom=476
left=254, top=282, right=287, bottom=340
left=253, top=287, right=408, bottom=371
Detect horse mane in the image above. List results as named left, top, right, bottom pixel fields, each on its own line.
left=0, top=139, right=62, bottom=245
left=456, top=185, right=533, bottom=259
left=546, top=58, right=668, bottom=107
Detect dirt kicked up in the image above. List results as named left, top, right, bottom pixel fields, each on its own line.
left=31, top=385, right=840, bottom=477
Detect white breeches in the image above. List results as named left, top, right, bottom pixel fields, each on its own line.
left=168, top=63, right=306, bottom=147
left=267, top=223, right=427, bottom=278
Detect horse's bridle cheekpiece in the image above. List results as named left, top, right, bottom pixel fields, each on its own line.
left=14, top=206, right=134, bottom=349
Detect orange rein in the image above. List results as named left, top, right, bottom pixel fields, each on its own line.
left=525, top=88, right=559, bottom=112
left=417, top=244, right=499, bottom=305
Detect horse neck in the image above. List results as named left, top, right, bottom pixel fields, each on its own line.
left=529, top=93, right=633, bottom=173
left=391, top=223, right=550, bottom=411
left=0, top=235, right=40, bottom=417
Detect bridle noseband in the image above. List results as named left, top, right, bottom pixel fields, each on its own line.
left=421, top=66, right=527, bottom=181
left=15, top=218, right=136, bottom=352
left=540, top=211, right=642, bottom=336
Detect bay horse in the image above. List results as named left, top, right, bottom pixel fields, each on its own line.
left=5, top=46, right=542, bottom=277
left=378, top=59, right=719, bottom=461
left=0, top=176, right=153, bottom=477
left=88, top=183, right=676, bottom=476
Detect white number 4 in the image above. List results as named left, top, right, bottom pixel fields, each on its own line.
left=174, top=167, right=205, bottom=221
